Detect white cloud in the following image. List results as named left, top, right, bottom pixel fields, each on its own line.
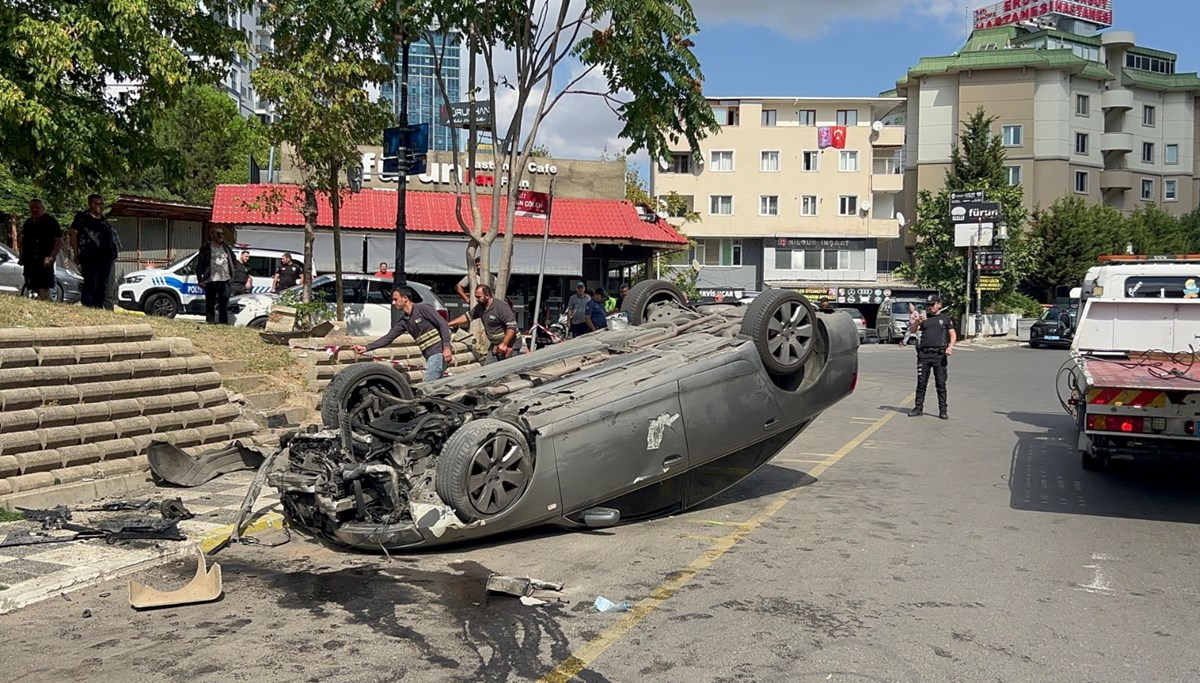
left=688, top=0, right=963, bottom=38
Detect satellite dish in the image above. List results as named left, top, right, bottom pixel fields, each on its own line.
left=657, top=158, right=669, bottom=171
left=896, top=211, right=907, bottom=227
left=872, top=120, right=884, bottom=132
left=692, top=259, right=703, bottom=271
left=860, top=200, right=872, bottom=212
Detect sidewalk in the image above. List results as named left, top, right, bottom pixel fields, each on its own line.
left=0, top=470, right=282, bottom=614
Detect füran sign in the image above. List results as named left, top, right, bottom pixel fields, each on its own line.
left=950, top=191, right=1002, bottom=247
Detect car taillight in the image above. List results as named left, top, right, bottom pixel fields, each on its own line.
left=437, top=309, right=449, bottom=321
left=1087, top=415, right=1146, bottom=433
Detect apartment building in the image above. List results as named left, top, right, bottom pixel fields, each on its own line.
left=651, top=97, right=908, bottom=301
left=898, top=17, right=1200, bottom=224
left=380, top=33, right=463, bottom=152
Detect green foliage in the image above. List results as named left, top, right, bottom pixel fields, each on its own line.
left=279, top=288, right=330, bottom=329
left=625, top=160, right=699, bottom=223
left=1023, top=196, right=1129, bottom=300
left=903, top=106, right=1027, bottom=314
left=0, top=1, right=243, bottom=201
left=117, top=85, right=267, bottom=204
left=985, top=292, right=1044, bottom=319
left=1127, top=203, right=1192, bottom=254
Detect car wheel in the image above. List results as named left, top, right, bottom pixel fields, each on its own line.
left=320, top=362, right=414, bottom=428
left=436, top=418, right=532, bottom=522
left=1030, top=342, right=1042, bottom=349
left=740, top=289, right=817, bottom=375
left=1080, top=449, right=1104, bottom=471
left=248, top=316, right=268, bottom=330
left=143, top=292, right=179, bottom=318
left=622, top=280, right=687, bottom=326
left=20, top=282, right=64, bottom=302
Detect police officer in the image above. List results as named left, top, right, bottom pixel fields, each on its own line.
left=909, top=294, right=957, bottom=420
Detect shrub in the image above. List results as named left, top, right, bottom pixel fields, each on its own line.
left=985, top=292, right=1043, bottom=319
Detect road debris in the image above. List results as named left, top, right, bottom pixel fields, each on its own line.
left=129, top=551, right=223, bottom=609
left=208, top=446, right=285, bottom=556
left=520, top=596, right=548, bottom=606
left=485, top=574, right=564, bottom=598
left=148, top=440, right=268, bottom=488
left=594, top=596, right=632, bottom=613
left=81, top=609, right=92, bottom=618
left=17, top=505, right=72, bottom=529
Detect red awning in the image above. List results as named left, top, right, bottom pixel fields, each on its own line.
left=210, top=184, right=687, bottom=246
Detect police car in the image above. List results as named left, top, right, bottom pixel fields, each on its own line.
left=118, top=247, right=307, bottom=318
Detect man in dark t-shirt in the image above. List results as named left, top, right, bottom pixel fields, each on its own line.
left=273, top=252, right=302, bottom=292
left=20, top=199, right=63, bottom=301
left=69, top=194, right=119, bottom=308
left=448, top=284, right=521, bottom=363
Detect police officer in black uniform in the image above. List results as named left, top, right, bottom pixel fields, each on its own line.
left=909, top=294, right=957, bottom=420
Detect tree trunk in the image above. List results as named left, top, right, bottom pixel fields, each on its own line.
left=330, top=163, right=344, bottom=322
left=301, top=185, right=317, bottom=304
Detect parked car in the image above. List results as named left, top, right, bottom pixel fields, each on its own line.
left=230, top=274, right=447, bottom=335
left=832, top=306, right=868, bottom=343
left=270, top=280, right=860, bottom=550
left=1028, top=306, right=1076, bottom=349
left=0, top=244, right=83, bottom=303
left=117, top=248, right=309, bottom=318
left=876, top=298, right=926, bottom=344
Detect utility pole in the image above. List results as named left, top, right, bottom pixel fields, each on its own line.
left=392, top=37, right=410, bottom=324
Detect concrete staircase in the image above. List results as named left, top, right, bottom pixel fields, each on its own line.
left=287, top=331, right=483, bottom=404
left=0, top=325, right=272, bottom=508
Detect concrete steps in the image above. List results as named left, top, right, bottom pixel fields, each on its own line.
left=0, top=325, right=267, bottom=506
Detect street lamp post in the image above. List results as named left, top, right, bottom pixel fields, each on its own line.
left=392, top=39, right=410, bottom=324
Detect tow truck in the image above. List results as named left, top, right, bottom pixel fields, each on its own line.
left=1064, top=255, right=1200, bottom=470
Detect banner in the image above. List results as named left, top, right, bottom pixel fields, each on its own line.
left=818, top=127, right=833, bottom=149
left=514, top=190, right=550, bottom=218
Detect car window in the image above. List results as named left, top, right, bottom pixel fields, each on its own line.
left=1040, top=307, right=1071, bottom=321
left=342, top=279, right=368, bottom=305
left=834, top=309, right=861, bottom=319
left=890, top=302, right=921, bottom=314
left=367, top=280, right=393, bottom=304
left=173, top=253, right=197, bottom=276
left=246, top=256, right=274, bottom=278
left=311, top=280, right=336, bottom=299
left=1123, top=276, right=1200, bottom=299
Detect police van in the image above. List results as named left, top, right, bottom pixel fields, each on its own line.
left=118, top=247, right=307, bottom=318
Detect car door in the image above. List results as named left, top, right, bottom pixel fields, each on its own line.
left=365, top=279, right=396, bottom=336
left=338, top=279, right=371, bottom=336
left=245, top=255, right=275, bottom=294
left=678, top=358, right=784, bottom=467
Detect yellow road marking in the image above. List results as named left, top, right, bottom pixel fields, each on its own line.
left=538, top=396, right=912, bottom=683
left=773, top=458, right=831, bottom=465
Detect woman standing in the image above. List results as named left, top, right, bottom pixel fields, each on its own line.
left=197, top=226, right=236, bottom=324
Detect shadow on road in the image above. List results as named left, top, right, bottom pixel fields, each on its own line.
left=1004, top=411, right=1200, bottom=525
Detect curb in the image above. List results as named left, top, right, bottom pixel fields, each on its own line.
left=0, top=512, right=285, bottom=615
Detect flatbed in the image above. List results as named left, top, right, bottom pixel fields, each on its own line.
left=1080, top=355, right=1200, bottom=394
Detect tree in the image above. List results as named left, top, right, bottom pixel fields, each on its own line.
left=896, top=106, right=1029, bottom=314
left=252, top=0, right=393, bottom=315
left=623, top=157, right=699, bottom=297
left=117, top=85, right=266, bottom=205
left=0, top=1, right=243, bottom=203
left=419, top=0, right=718, bottom=301
left=1128, top=204, right=1190, bottom=255
left=1023, top=195, right=1129, bottom=301
left=529, top=144, right=552, bottom=158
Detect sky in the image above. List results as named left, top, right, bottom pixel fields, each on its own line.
left=533, top=0, right=1200, bottom=167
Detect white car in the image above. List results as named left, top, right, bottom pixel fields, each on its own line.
left=230, top=274, right=448, bottom=337
left=117, top=247, right=308, bottom=318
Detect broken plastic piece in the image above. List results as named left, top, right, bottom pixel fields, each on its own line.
left=129, top=551, right=223, bottom=609
left=485, top=574, right=564, bottom=597
left=17, top=505, right=72, bottom=529
left=520, top=596, right=548, bottom=606
left=594, top=596, right=632, bottom=613
left=148, top=440, right=267, bottom=488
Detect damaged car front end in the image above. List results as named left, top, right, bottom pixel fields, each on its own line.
left=270, top=280, right=860, bottom=550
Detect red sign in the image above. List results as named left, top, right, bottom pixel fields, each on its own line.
left=514, top=190, right=550, bottom=219
left=973, top=0, right=1112, bottom=30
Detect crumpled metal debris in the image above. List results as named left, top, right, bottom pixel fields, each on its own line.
left=17, top=505, right=73, bottom=530
left=485, top=574, right=565, bottom=597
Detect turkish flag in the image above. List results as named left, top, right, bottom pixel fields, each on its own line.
left=831, top=126, right=847, bottom=149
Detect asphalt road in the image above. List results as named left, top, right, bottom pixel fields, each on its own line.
left=8, top=344, right=1200, bottom=683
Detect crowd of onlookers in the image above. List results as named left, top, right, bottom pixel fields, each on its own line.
left=4, top=195, right=121, bottom=308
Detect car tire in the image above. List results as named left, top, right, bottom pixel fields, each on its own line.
left=1080, top=449, right=1104, bottom=471
left=20, top=282, right=64, bottom=302
left=248, top=316, right=268, bottom=330
left=436, top=418, right=532, bottom=522
left=143, top=291, right=179, bottom=318
left=320, top=362, right=414, bottom=428
left=740, top=289, right=817, bottom=375
left=622, top=280, right=687, bottom=326
left=1030, top=342, right=1042, bottom=349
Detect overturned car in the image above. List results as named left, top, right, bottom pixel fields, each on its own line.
left=270, top=280, right=860, bottom=550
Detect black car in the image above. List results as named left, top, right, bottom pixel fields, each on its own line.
left=1029, top=306, right=1076, bottom=349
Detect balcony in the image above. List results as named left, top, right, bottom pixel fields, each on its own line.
left=872, top=159, right=904, bottom=193
left=1099, top=169, right=1133, bottom=190
left=1100, top=132, right=1133, bottom=153
left=1101, top=89, right=1134, bottom=111
left=870, top=125, right=905, bottom=147
left=868, top=218, right=901, bottom=239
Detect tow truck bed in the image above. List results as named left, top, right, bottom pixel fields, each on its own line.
left=1081, top=356, right=1200, bottom=393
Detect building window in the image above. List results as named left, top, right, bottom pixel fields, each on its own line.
left=692, top=238, right=742, bottom=267
left=1127, top=53, right=1176, bottom=74
left=798, top=110, right=817, bottom=127
left=800, top=195, right=818, bottom=216
left=761, top=109, right=777, bottom=127
left=713, top=105, right=739, bottom=126
left=760, top=151, right=780, bottom=172
left=710, top=150, right=733, bottom=172
left=1002, top=125, right=1023, bottom=147
left=1075, top=133, right=1089, bottom=155
left=838, top=150, right=860, bottom=172
left=1164, top=179, right=1178, bottom=202
left=1076, top=94, right=1090, bottom=116
left=1143, top=105, right=1156, bottom=127
left=802, top=151, right=820, bottom=172
left=1006, top=165, right=1022, bottom=186
left=1074, top=171, right=1089, bottom=194
left=836, top=109, right=858, bottom=126
left=666, top=153, right=691, bottom=174
left=775, top=250, right=792, bottom=270
left=1141, top=178, right=1154, bottom=201
left=1142, top=142, right=1154, bottom=163
left=709, top=195, right=733, bottom=215
left=759, top=195, right=779, bottom=216
left=1165, top=144, right=1179, bottom=165
left=777, top=248, right=867, bottom=271
left=838, top=195, right=858, bottom=216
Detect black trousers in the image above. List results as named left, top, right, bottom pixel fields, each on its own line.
left=915, top=347, right=948, bottom=411
left=205, top=281, right=230, bottom=324
left=80, top=259, right=113, bottom=309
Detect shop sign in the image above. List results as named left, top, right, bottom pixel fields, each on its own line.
left=776, top=238, right=869, bottom=250
left=977, top=276, right=1003, bottom=292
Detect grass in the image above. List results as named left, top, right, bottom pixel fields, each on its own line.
left=0, top=296, right=294, bottom=375
left=0, top=508, right=23, bottom=523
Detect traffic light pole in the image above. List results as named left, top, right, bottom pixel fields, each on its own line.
left=392, top=40, right=410, bottom=324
